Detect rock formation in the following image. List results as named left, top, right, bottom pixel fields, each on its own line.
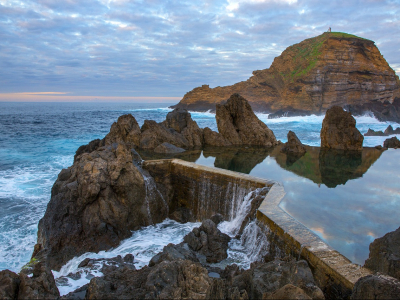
left=364, top=226, right=400, bottom=281
left=33, top=142, right=168, bottom=271
left=320, top=106, right=364, bottom=151
left=184, top=219, right=231, bottom=263
left=216, top=93, right=278, bottom=147
left=0, top=262, right=59, bottom=300
left=172, top=32, right=400, bottom=121
left=364, top=125, right=400, bottom=136
left=281, top=131, right=307, bottom=156
left=383, top=136, right=400, bottom=148
left=351, top=274, right=400, bottom=300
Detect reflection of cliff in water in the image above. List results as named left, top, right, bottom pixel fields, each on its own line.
left=271, top=145, right=383, bottom=188
left=138, top=145, right=383, bottom=188
left=203, top=146, right=272, bottom=174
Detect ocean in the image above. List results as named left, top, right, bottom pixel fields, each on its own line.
left=1, top=101, right=400, bottom=281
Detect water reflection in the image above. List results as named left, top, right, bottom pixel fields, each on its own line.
left=138, top=145, right=400, bottom=265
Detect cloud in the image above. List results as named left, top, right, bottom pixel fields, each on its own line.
left=0, top=0, right=399, bottom=99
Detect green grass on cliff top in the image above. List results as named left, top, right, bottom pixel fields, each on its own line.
left=281, top=32, right=371, bottom=81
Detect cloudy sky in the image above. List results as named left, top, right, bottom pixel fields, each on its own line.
left=0, top=0, right=399, bottom=101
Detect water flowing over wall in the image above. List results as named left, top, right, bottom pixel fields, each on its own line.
left=143, top=159, right=273, bottom=221
left=143, top=158, right=376, bottom=299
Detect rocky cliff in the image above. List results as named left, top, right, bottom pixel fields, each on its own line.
left=172, top=32, right=400, bottom=119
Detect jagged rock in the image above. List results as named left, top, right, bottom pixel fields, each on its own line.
left=149, top=243, right=199, bottom=266
left=17, top=262, right=60, bottom=299
left=364, top=226, right=400, bottom=280
left=383, top=136, right=400, bottom=148
left=140, top=120, right=189, bottom=150
left=384, top=125, right=400, bottom=135
left=266, top=284, right=312, bottom=299
left=0, top=269, right=20, bottom=299
left=74, top=139, right=105, bottom=162
left=184, top=219, right=231, bottom=263
left=203, top=127, right=232, bottom=147
left=351, top=274, right=400, bottom=299
left=33, top=142, right=168, bottom=271
left=104, top=114, right=141, bottom=147
left=162, top=108, right=204, bottom=148
left=231, top=260, right=324, bottom=300
left=173, top=33, right=400, bottom=119
left=364, top=128, right=386, bottom=136
left=85, top=259, right=211, bottom=299
left=321, top=106, right=364, bottom=151
left=154, top=142, right=186, bottom=153
left=346, top=98, right=400, bottom=123
left=281, top=131, right=306, bottom=156
left=210, top=213, right=224, bottom=225
left=216, top=94, right=278, bottom=147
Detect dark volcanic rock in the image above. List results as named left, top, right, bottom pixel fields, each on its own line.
left=383, top=136, right=400, bottom=148
left=231, top=260, right=324, bottom=299
left=0, top=269, right=20, bottom=299
left=149, top=243, right=199, bottom=267
left=364, top=128, right=386, bottom=136
left=364, top=226, right=400, bottom=280
left=154, top=142, right=186, bottom=153
left=33, top=143, right=168, bottom=271
left=384, top=125, right=400, bottom=135
left=351, top=274, right=400, bottom=300
left=203, top=127, right=232, bottom=147
left=18, top=262, right=59, bottom=300
left=216, top=94, right=278, bottom=147
left=281, top=131, right=306, bottom=156
left=266, top=283, right=312, bottom=299
left=346, top=98, right=400, bottom=123
left=104, top=114, right=141, bottom=147
left=184, top=219, right=231, bottom=263
left=140, top=120, right=189, bottom=150
left=321, top=106, right=364, bottom=151
left=85, top=259, right=211, bottom=299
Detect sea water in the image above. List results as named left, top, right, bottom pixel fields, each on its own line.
left=1, top=101, right=399, bottom=275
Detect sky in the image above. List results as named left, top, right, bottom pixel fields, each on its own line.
left=0, top=0, right=399, bottom=102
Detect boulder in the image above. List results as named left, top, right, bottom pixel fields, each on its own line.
left=281, top=131, right=306, bottom=156
left=231, top=260, right=324, bottom=300
left=320, top=106, right=363, bottom=151
left=203, top=127, right=232, bottom=147
left=33, top=143, right=168, bottom=271
left=0, top=269, right=20, bottom=299
left=364, top=226, right=400, bottom=280
left=216, top=94, right=278, bottom=147
left=162, top=108, right=204, bottom=148
left=140, top=120, right=189, bottom=150
left=351, top=274, right=400, bottom=299
left=149, top=243, right=199, bottom=267
left=383, top=136, right=400, bottom=149
left=85, top=259, right=211, bottom=299
left=266, top=284, right=312, bottom=299
left=17, top=262, right=59, bottom=299
left=154, top=142, right=186, bottom=153
left=104, top=114, right=141, bottom=147
left=184, top=219, right=231, bottom=263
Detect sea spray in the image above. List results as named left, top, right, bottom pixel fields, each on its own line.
left=53, top=219, right=199, bottom=296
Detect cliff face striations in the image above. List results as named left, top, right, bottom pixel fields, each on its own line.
left=172, top=32, right=400, bottom=116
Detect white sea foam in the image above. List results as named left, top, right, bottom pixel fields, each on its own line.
left=54, top=219, right=199, bottom=296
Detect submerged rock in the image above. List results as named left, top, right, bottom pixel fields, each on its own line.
left=384, top=125, right=400, bottom=135
left=383, top=136, right=400, bottom=149
left=216, top=94, right=278, bottom=147
left=364, top=128, right=386, bottom=136
left=364, top=226, right=400, bottom=280
left=320, top=106, right=363, bottom=151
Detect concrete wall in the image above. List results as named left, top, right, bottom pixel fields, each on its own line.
left=143, top=158, right=372, bottom=299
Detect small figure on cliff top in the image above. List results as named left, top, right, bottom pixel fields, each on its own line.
left=328, top=27, right=331, bottom=32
